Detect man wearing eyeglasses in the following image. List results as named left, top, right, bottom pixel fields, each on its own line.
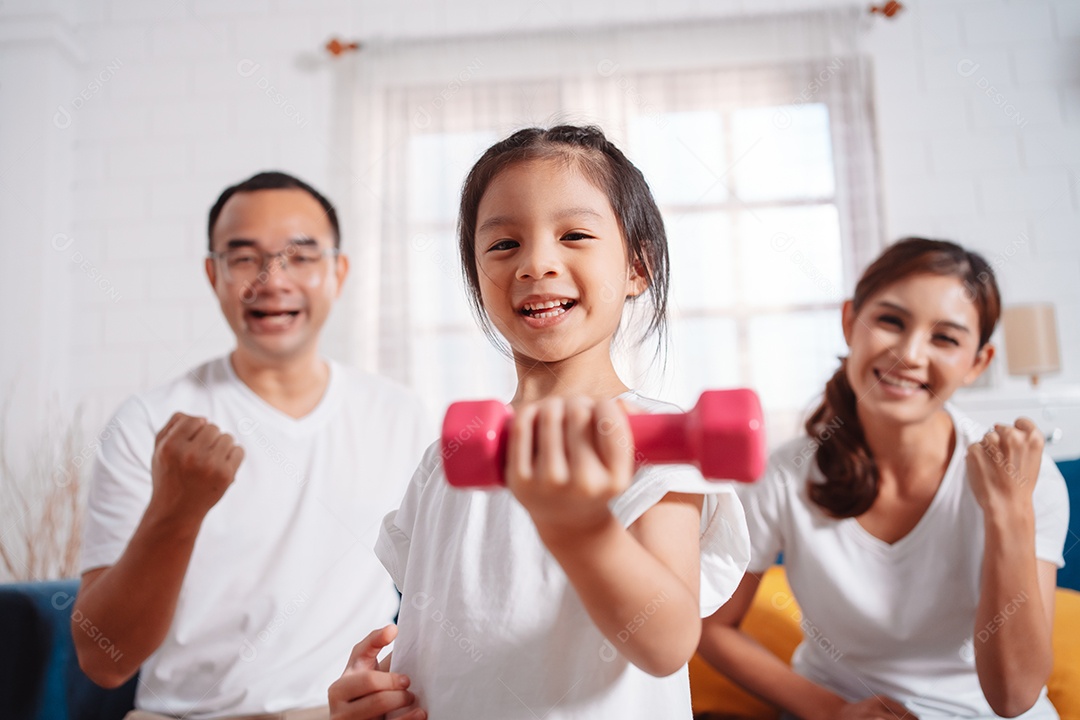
left=72, top=172, right=431, bottom=720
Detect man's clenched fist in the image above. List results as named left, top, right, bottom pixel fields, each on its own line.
left=150, top=412, right=245, bottom=523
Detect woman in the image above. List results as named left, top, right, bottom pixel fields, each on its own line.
left=698, top=238, right=1070, bottom=719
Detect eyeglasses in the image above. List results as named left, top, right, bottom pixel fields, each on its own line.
left=209, top=246, right=340, bottom=286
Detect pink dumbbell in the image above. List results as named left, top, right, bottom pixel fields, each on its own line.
left=441, top=389, right=767, bottom=488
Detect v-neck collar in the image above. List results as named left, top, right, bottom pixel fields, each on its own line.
left=222, top=355, right=340, bottom=435
left=840, top=404, right=963, bottom=556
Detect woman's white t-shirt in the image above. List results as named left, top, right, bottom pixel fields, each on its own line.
left=738, top=403, right=1070, bottom=719
left=376, top=394, right=751, bottom=720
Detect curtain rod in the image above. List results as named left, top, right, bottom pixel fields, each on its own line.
left=323, top=2, right=902, bottom=56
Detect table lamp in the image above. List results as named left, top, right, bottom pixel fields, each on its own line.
left=1002, top=303, right=1061, bottom=387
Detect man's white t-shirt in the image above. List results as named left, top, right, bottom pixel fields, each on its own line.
left=80, top=356, right=431, bottom=719
left=738, top=403, right=1070, bottom=719
left=376, top=394, right=751, bottom=720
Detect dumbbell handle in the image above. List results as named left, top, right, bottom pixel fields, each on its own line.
left=442, top=389, right=766, bottom=488
left=630, top=412, right=704, bottom=465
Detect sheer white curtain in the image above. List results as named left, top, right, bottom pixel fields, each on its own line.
left=337, top=9, right=882, bottom=444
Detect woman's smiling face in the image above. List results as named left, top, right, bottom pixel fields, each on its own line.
left=842, top=272, right=993, bottom=426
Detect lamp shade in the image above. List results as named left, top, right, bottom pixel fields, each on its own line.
left=1002, top=304, right=1061, bottom=383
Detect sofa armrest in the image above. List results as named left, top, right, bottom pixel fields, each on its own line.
left=0, top=579, right=137, bottom=720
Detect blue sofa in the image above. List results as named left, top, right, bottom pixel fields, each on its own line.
left=0, top=579, right=136, bottom=720
left=1057, top=458, right=1080, bottom=593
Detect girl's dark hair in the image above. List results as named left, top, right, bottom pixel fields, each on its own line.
left=806, top=237, right=1001, bottom=518
left=457, top=125, right=669, bottom=352
left=207, top=170, right=340, bottom=249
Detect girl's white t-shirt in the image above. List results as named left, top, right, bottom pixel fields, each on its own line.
left=738, top=403, right=1070, bottom=719
left=376, top=394, right=751, bottom=720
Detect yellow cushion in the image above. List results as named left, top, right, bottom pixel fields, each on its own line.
left=1049, top=586, right=1080, bottom=718
left=691, top=567, right=1080, bottom=720
left=690, top=566, right=799, bottom=719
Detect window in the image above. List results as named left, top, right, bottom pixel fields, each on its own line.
left=405, top=131, right=515, bottom=402
left=629, top=104, right=848, bottom=437
left=347, top=12, right=880, bottom=446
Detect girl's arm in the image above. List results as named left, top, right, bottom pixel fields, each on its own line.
left=539, top=491, right=703, bottom=677
left=698, top=574, right=913, bottom=720
left=508, top=396, right=702, bottom=676
left=967, top=419, right=1056, bottom=717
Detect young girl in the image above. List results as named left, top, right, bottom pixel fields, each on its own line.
left=328, top=125, right=750, bottom=719
left=697, top=238, right=1070, bottom=720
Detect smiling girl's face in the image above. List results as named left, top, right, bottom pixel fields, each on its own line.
left=473, top=157, right=646, bottom=367
left=842, top=272, right=994, bottom=427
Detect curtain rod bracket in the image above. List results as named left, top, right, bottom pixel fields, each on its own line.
left=326, top=38, right=362, bottom=57
left=869, top=1, right=904, bottom=18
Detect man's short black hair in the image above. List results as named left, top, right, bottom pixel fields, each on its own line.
left=207, top=170, right=341, bottom=250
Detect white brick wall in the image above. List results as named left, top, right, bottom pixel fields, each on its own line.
left=3, top=0, right=1079, bottom=448
left=867, top=0, right=1080, bottom=417
left=929, top=131, right=1021, bottom=173
left=963, top=4, right=1055, bottom=45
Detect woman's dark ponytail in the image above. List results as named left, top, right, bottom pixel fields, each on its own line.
left=805, top=360, right=878, bottom=517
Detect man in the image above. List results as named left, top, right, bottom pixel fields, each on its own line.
left=73, top=172, right=431, bottom=719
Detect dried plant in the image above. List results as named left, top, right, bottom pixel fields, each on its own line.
left=0, top=397, right=88, bottom=582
